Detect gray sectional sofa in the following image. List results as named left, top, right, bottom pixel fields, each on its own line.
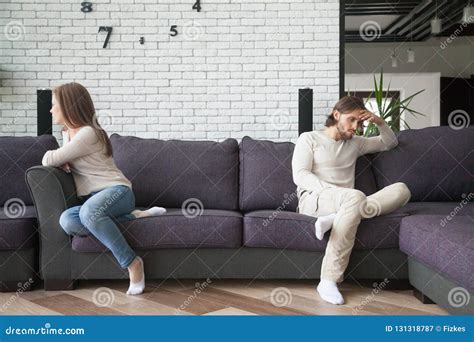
left=2, top=125, right=472, bottom=315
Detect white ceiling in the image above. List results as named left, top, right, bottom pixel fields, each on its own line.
left=345, top=15, right=401, bottom=31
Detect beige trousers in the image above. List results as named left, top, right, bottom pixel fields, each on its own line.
left=298, top=182, right=411, bottom=282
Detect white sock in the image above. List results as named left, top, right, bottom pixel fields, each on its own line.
left=131, top=207, right=167, bottom=218
left=127, top=256, right=145, bottom=295
left=315, top=213, right=336, bottom=240
left=317, top=279, right=344, bottom=305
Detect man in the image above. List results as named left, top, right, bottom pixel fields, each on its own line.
left=292, top=96, right=411, bottom=305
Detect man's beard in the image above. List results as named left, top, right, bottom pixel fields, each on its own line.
left=336, top=122, right=353, bottom=140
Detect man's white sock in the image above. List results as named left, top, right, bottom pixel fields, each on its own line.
left=315, top=213, right=336, bottom=240
left=317, top=278, right=344, bottom=305
left=132, top=207, right=167, bottom=218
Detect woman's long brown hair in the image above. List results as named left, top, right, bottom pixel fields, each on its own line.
left=53, top=82, right=113, bottom=157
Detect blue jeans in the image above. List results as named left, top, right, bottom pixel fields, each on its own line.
left=59, top=185, right=137, bottom=269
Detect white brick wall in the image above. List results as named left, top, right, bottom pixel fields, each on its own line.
left=1, top=0, right=340, bottom=143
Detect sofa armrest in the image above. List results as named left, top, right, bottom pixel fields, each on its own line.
left=26, top=166, right=81, bottom=288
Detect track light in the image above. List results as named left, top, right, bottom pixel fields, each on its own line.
left=407, top=48, right=415, bottom=63
left=462, top=5, right=474, bottom=24
left=431, top=17, right=442, bottom=34
left=391, top=53, right=398, bottom=68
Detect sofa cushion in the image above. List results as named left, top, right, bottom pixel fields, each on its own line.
left=238, top=136, right=378, bottom=212
left=400, top=215, right=473, bottom=292
left=372, top=126, right=474, bottom=202
left=71, top=209, right=242, bottom=252
left=243, top=210, right=409, bottom=251
left=239, top=136, right=297, bottom=212
left=0, top=135, right=59, bottom=206
left=393, top=200, right=474, bottom=216
left=111, top=135, right=239, bottom=210
left=0, top=206, right=37, bottom=250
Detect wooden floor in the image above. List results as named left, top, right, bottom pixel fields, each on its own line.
left=0, top=279, right=448, bottom=315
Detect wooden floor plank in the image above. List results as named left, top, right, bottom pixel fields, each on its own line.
left=179, top=287, right=311, bottom=315
left=0, top=279, right=450, bottom=316
left=142, top=288, right=229, bottom=315
left=31, top=294, right=126, bottom=315
left=204, top=307, right=258, bottom=315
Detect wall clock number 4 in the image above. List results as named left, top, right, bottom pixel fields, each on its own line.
left=192, top=0, right=201, bottom=12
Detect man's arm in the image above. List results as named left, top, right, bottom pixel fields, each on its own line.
left=292, top=132, right=337, bottom=192
left=42, top=126, right=100, bottom=167
left=353, top=115, right=398, bottom=156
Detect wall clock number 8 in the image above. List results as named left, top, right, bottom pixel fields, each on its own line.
left=81, top=1, right=93, bottom=13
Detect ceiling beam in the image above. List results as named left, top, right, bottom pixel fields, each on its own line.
left=413, top=3, right=467, bottom=41
left=397, top=0, right=448, bottom=36
left=385, top=0, right=433, bottom=34
left=406, top=0, right=465, bottom=38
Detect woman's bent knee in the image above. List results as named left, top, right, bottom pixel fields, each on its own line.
left=59, top=210, right=75, bottom=234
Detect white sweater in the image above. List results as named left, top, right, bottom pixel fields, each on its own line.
left=292, top=122, right=398, bottom=197
left=42, top=126, right=132, bottom=196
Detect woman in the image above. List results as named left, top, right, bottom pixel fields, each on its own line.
left=42, top=82, right=166, bottom=295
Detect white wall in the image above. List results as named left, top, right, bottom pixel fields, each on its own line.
left=345, top=72, right=441, bottom=129
left=345, top=37, right=473, bottom=78
left=0, top=0, right=340, bottom=143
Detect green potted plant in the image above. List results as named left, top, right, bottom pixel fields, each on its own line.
left=355, top=69, right=426, bottom=137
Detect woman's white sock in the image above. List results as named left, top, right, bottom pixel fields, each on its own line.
left=317, top=278, right=344, bottom=305
left=132, top=207, right=167, bottom=218
left=127, top=256, right=145, bottom=295
left=315, top=213, right=336, bottom=240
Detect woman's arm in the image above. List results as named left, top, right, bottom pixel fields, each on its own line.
left=42, top=126, right=101, bottom=167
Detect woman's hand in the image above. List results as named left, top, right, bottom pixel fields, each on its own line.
left=60, top=162, right=71, bottom=173
left=359, top=110, right=385, bottom=126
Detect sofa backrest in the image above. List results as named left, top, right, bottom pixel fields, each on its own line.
left=371, top=126, right=474, bottom=202
left=111, top=135, right=240, bottom=210
left=238, top=136, right=378, bottom=212
left=0, top=135, right=59, bottom=207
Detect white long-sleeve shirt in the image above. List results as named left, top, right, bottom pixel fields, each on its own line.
left=292, top=122, right=398, bottom=197
left=42, top=126, right=132, bottom=196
